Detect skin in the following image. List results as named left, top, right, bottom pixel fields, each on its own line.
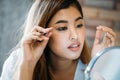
left=19, top=6, right=116, bottom=80
left=48, top=6, right=85, bottom=80
left=92, top=26, right=116, bottom=57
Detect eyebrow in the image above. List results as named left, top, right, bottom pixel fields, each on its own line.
left=75, top=17, right=83, bottom=21
left=55, top=16, right=83, bottom=24
left=55, top=20, right=67, bottom=24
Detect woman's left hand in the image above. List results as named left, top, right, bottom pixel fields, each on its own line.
left=91, top=25, right=116, bottom=58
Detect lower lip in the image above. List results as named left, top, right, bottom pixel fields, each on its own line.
left=68, top=45, right=80, bottom=52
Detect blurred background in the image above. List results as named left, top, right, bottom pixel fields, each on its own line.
left=0, top=0, right=120, bottom=75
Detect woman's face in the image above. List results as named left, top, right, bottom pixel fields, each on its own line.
left=48, top=6, right=85, bottom=60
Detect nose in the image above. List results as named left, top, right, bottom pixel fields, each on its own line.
left=69, top=28, right=78, bottom=42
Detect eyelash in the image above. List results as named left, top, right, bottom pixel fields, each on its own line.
left=56, top=26, right=67, bottom=31
left=56, top=24, right=83, bottom=31
left=76, top=24, right=83, bottom=28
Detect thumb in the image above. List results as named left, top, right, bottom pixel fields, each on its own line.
left=41, top=32, right=52, bottom=47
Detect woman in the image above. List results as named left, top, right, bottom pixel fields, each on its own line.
left=0, top=0, right=116, bottom=80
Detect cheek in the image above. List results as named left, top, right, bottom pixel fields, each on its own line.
left=48, top=33, right=66, bottom=49
left=48, top=33, right=68, bottom=57
left=77, top=28, right=86, bottom=41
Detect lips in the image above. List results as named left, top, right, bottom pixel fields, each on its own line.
left=68, top=42, right=80, bottom=52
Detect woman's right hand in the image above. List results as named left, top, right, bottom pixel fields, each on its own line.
left=21, top=26, right=53, bottom=66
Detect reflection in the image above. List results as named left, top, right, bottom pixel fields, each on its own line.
left=85, top=46, right=120, bottom=80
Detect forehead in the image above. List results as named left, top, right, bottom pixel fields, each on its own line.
left=50, top=6, right=82, bottom=22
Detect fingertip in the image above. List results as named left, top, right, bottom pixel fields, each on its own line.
left=49, top=27, right=54, bottom=31
left=97, top=25, right=102, bottom=30
left=49, top=27, right=53, bottom=29
left=48, top=32, right=52, bottom=37
left=46, top=27, right=53, bottom=32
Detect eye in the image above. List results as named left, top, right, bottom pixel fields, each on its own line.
left=56, top=27, right=67, bottom=31
left=76, top=24, right=83, bottom=28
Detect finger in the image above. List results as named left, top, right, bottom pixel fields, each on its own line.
left=45, top=27, right=53, bottom=32
left=33, top=34, right=50, bottom=43
left=45, top=31, right=53, bottom=38
left=110, top=36, right=115, bottom=46
left=31, top=26, right=46, bottom=33
left=106, top=33, right=115, bottom=46
left=44, top=27, right=53, bottom=36
left=102, top=33, right=107, bottom=48
left=31, top=26, right=38, bottom=32
left=47, top=32, right=52, bottom=38
left=106, top=37, right=111, bottom=47
left=103, top=32, right=115, bottom=47
left=31, top=35, right=43, bottom=42
left=32, top=26, right=53, bottom=36
left=26, top=32, right=43, bottom=41
left=101, top=26, right=116, bottom=37
left=35, top=26, right=53, bottom=33
left=32, top=31, right=52, bottom=41
left=36, top=26, right=46, bottom=33
left=32, top=32, right=41, bottom=36
left=94, top=27, right=102, bottom=44
left=39, top=36, right=49, bottom=46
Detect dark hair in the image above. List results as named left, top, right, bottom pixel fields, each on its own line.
left=31, top=0, right=90, bottom=80
left=38, top=0, right=83, bottom=28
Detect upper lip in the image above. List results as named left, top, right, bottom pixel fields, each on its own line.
left=68, top=42, right=80, bottom=48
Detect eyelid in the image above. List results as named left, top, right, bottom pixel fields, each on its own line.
left=76, top=24, right=83, bottom=28
left=54, top=24, right=67, bottom=29
left=78, top=24, right=83, bottom=26
left=56, top=26, right=67, bottom=31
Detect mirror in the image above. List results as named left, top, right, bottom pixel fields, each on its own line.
left=85, top=46, right=120, bottom=80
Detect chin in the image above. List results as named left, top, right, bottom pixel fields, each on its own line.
left=67, top=53, right=80, bottom=60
